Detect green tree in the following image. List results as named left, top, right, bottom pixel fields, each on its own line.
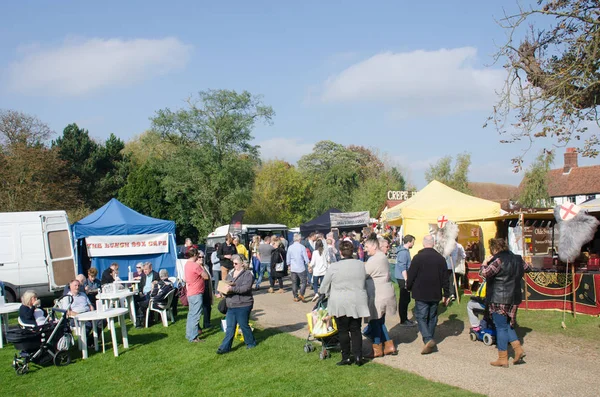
left=351, top=168, right=406, bottom=215
left=425, top=153, right=472, bottom=194
left=0, top=110, right=80, bottom=211
left=491, top=0, right=600, bottom=169
left=245, top=160, right=312, bottom=227
left=53, top=125, right=129, bottom=209
left=150, top=89, right=273, bottom=241
left=519, top=151, right=555, bottom=208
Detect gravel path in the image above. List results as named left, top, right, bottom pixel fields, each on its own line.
left=250, top=284, right=600, bottom=397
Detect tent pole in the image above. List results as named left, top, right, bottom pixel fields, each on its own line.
left=572, top=263, right=577, bottom=318
left=451, top=257, right=460, bottom=304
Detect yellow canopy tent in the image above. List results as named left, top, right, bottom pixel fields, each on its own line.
left=382, top=180, right=502, bottom=253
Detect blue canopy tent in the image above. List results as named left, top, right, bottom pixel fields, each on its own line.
left=72, top=199, right=177, bottom=279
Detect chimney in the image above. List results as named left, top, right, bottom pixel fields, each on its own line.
left=563, top=147, right=578, bottom=174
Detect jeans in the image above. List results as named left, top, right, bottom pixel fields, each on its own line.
left=335, top=316, right=362, bottom=360
left=467, top=300, right=485, bottom=328
left=186, top=294, right=203, bottom=342
left=312, top=275, right=324, bottom=293
left=213, top=270, right=221, bottom=293
left=218, top=305, right=256, bottom=352
left=291, top=271, right=307, bottom=298
left=492, top=312, right=518, bottom=351
left=368, top=315, right=388, bottom=345
left=414, top=300, right=438, bottom=344
left=397, top=279, right=411, bottom=323
left=256, top=262, right=270, bottom=288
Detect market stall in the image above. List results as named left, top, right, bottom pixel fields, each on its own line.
left=381, top=180, right=501, bottom=253
left=299, top=209, right=369, bottom=237
left=72, top=199, right=178, bottom=279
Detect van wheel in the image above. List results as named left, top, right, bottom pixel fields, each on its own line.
left=4, top=289, right=16, bottom=303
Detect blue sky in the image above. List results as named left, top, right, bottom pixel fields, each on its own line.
left=1, top=0, right=597, bottom=188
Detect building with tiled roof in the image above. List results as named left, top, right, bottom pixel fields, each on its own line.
left=468, top=182, right=519, bottom=210
left=546, top=148, right=600, bottom=206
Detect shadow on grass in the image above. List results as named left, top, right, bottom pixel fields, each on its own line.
left=436, top=314, right=465, bottom=344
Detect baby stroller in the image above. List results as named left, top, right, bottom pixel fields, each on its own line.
left=303, top=294, right=339, bottom=360
left=7, top=302, right=74, bottom=375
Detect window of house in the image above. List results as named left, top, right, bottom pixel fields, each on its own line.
left=587, top=194, right=596, bottom=202
left=568, top=196, right=577, bottom=203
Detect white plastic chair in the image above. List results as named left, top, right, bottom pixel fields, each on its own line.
left=145, top=289, right=176, bottom=327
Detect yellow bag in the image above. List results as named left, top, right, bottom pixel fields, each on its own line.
left=235, top=322, right=254, bottom=341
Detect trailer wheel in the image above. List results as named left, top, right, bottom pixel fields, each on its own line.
left=4, top=288, right=16, bottom=303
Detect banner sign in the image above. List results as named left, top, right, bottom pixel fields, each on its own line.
left=229, top=210, right=245, bottom=237
left=85, top=234, right=169, bottom=257
left=330, top=211, right=370, bottom=227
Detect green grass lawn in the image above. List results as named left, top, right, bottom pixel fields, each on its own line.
left=0, top=306, right=480, bottom=397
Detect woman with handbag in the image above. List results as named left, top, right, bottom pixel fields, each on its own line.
left=217, top=254, right=256, bottom=354
left=268, top=236, right=287, bottom=293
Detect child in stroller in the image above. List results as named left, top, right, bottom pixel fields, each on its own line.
left=467, top=280, right=496, bottom=345
left=303, top=294, right=339, bottom=360
left=7, top=296, right=74, bottom=375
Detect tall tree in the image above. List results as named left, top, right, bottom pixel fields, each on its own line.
left=0, top=110, right=80, bottom=211
left=244, top=160, right=312, bottom=226
left=150, top=89, right=273, bottom=240
left=491, top=0, right=600, bottom=170
left=351, top=168, right=406, bottom=216
left=519, top=150, right=555, bottom=208
left=425, top=153, right=472, bottom=194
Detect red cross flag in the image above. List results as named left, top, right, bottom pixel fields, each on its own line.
left=437, top=215, right=449, bottom=229
left=559, top=203, right=580, bottom=221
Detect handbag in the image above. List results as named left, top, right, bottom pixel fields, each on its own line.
left=275, top=253, right=284, bottom=272
left=179, top=283, right=188, bottom=306
left=217, top=298, right=228, bottom=314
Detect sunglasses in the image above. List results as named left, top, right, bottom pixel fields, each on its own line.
left=199, top=256, right=205, bottom=259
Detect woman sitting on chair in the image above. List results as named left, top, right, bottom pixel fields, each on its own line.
left=19, top=290, right=47, bottom=327
left=137, top=269, right=174, bottom=328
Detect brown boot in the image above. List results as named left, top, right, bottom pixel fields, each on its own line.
left=510, top=341, right=526, bottom=364
left=372, top=343, right=384, bottom=358
left=490, top=350, right=509, bottom=368
left=383, top=340, right=398, bottom=355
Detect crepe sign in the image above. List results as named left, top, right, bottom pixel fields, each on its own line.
left=559, top=203, right=580, bottom=221
left=437, top=215, right=449, bottom=229
left=85, top=233, right=169, bottom=257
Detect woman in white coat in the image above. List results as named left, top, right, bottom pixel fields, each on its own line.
left=309, top=239, right=330, bottom=301
left=319, top=240, right=370, bottom=366
left=364, top=234, right=398, bottom=358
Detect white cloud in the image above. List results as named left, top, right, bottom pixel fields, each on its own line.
left=318, top=47, right=504, bottom=116
left=258, top=137, right=314, bottom=163
left=7, top=37, right=192, bottom=96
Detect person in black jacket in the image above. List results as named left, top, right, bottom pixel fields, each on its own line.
left=268, top=237, right=287, bottom=293
left=137, top=269, right=174, bottom=328
left=218, top=233, right=237, bottom=276
left=481, top=238, right=530, bottom=368
left=101, top=262, right=120, bottom=285
left=139, top=262, right=160, bottom=297
left=407, top=235, right=450, bottom=355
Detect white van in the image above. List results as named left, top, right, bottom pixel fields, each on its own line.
left=0, top=211, right=77, bottom=302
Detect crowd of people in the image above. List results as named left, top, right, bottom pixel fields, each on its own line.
left=15, top=228, right=528, bottom=368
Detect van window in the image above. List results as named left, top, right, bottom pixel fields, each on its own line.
left=48, top=230, right=71, bottom=259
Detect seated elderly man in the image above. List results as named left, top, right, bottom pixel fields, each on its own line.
left=63, top=274, right=86, bottom=296
left=136, top=269, right=174, bottom=328
left=61, top=279, right=99, bottom=346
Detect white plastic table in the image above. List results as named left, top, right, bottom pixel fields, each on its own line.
left=114, top=280, right=141, bottom=292
left=96, top=290, right=136, bottom=322
left=0, top=303, right=21, bottom=348
left=75, top=307, right=129, bottom=359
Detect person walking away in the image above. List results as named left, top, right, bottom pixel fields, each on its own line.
left=256, top=236, right=274, bottom=290
left=269, top=237, right=287, bottom=293
left=395, top=235, right=416, bottom=326
left=211, top=243, right=222, bottom=298
left=184, top=248, right=210, bottom=343
left=308, top=239, right=330, bottom=301
left=250, top=236, right=261, bottom=281
left=319, top=240, right=370, bottom=366
left=481, top=238, right=530, bottom=367
left=287, top=233, right=309, bottom=302
left=407, top=235, right=450, bottom=354
left=364, top=234, right=397, bottom=357
left=217, top=255, right=256, bottom=354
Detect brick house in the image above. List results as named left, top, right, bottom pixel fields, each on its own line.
left=547, top=148, right=600, bottom=206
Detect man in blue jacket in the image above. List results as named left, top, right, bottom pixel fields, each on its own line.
left=395, top=235, right=415, bottom=326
